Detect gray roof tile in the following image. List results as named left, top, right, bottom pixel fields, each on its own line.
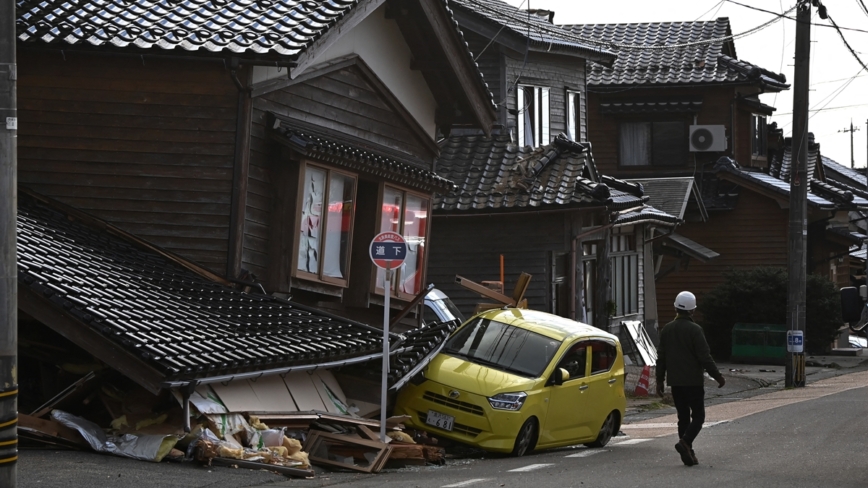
left=17, top=191, right=389, bottom=383
left=564, top=18, right=788, bottom=90
left=451, top=0, right=615, bottom=60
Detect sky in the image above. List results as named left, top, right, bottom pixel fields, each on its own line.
left=503, top=0, right=868, bottom=170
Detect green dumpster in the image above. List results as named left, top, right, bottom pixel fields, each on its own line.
left=730, top=323, right=787, bottom=365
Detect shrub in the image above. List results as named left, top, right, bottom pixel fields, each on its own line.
left=696, top=267, right=842, bottom=358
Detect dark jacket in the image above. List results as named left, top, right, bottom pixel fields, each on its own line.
left=656, top=313, right=722, bottom=387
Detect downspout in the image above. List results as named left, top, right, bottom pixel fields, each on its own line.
left=227, top=58, right=254, bottom=280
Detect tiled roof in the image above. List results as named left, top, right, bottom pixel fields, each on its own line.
left=714, top=157, right=868, bottom=211
left=610, top=204, right=682, bottom=226
left=564, top=18, right=788, bottom=90
left=451, top=0, right=615, bottom=61
left=822, top=154, right=867, bottom=190
left=16, top=0, right=359, bottom=58
left=600, top=99, right=702, bottom=115
left=17, top=191, right=391, bottom=385
left=768, top=136, right=820, bottom=191
left=271, top=116, right=456, bottom=193
left=345, top=318, right=461, bottom=389
left=434, top=133, right=639, bottom=212
left=15, top=0, right=498, bottom=113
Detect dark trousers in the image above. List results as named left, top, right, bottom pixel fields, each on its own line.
left=671, top=385, right=706, bottom=446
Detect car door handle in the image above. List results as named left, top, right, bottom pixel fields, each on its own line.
left=608, top=378, right=617, bottom=384
left=579, top=385, right=589, bottom=391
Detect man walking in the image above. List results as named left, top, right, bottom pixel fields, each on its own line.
left=656, top=291, right=726, bottom=467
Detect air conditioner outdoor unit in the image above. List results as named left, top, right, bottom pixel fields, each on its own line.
left=689, top=125, right=727, bottom=152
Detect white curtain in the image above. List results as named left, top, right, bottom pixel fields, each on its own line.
left=620, top=122, right=651, bottom=166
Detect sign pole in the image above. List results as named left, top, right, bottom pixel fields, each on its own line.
left=380, top=264, right=391, bottom=443
left=370, top=231, right=405, bottom=443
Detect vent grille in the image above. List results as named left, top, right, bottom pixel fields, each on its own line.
left=423, top=391, right=485, bottom=416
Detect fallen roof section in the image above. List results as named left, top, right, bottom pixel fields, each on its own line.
left=16, top=190, right=398, bottom=394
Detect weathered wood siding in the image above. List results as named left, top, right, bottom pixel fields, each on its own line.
left=242, top=108, right=276, bottom=280
left=588, top=86, right=738, bottom=177
left=463, top=31, right=504, bottom=121
left=428, top=212, right=568, bottom=318
left=655, top=190, right=788, bottom=322
left=17, top=51, right=238, bottom=273
left=504, top=52, right=586, bottom=144
left=253, top=66, right=434, bottom=169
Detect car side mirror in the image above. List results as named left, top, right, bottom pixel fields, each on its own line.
left=552, top=367, right=570, bottom=386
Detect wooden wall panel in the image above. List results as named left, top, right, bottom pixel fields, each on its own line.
left=655, top=190, right=788, bottom=324
left=257, top=67, right=433, bottom=167
left=17, top=51, right=238, bottom=273
left=428, top=213, right=567, bottom=317
left=502, top=53, right=586, bottom=144
left=588, top=86, right=741, bottom=178
left=242, top=108, right=277, bottom=280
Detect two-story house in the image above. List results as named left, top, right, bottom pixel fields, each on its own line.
left=563, top=18, right=799, bottom=326
left=425, top=0, right=680, bottom=341
left=13, top=0, right=498, bottom=409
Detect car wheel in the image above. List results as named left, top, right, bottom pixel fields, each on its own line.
left=511, top=418, right=538, bottom=457
left=584, top=411, right=616, bottom=448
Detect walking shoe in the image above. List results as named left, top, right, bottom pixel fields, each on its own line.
left=675, top=439, right=696, bottom=466
left=691, top=448, right=699, bottom=465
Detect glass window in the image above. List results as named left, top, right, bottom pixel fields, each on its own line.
left=566, top=90, right=581, bottom=141
left=296, top=164, right=356, bottom=286
left=443, top=318, right=562, bottom=378
left=610, top=227, right=638, bottom=316
left=752, top=115, right=767, bottom=157
left=581, top=241, right=598, bottom=324
left=590, top=340, right=618, bottom=374
left=557, top=341, right=588, bottom=380
left=620, top=121, right=687, bottom=166
left=517, top=85, right=550, bottom=147
left=375, top=187, right=429, bottom=299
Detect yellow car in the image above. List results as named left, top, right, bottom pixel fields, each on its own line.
left=394, top=308, right=627, bottom=456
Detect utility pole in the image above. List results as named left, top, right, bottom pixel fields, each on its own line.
left=0, top=0, right=17, bottom=483
left=838, top=119, right=859, bottom=168
left=786, top=0, right=816, bottom=389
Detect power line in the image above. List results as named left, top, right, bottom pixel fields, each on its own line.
left=465, top=0, right=792, bottom=51
left=857, top=0, right=868, bottom=17
left=826, top=13, right=868, bottom=74
left=693, top=0, right=725, bottom=21
left=725, top=0, right=868, bottom=35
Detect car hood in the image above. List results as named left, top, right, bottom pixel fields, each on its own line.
left=424, top=353, right=540, bottom=397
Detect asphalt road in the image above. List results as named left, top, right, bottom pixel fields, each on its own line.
left=18, top=370, right=868, bottom=488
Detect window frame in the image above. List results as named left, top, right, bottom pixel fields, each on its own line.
left=517, top=84, right=551, bottom=147
left=751, top=114, right=768, bottom=158
left=618, top=119, right=689, bottom=167
left=373, top=184, right=431, bottom=301
left=292, top=162, right=358, bottom=288
left=609, top=226, right=639, bottom=317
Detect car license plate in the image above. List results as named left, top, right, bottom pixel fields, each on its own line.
left=425, top=410, right=454, bottom=431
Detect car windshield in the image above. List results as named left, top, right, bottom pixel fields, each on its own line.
left=442, top=317, right=561, bottom=378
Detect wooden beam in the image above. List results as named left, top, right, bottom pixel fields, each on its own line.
left=455, top=275, right=514, bottom=305
left=228, top=65, right=253, bottom=280
left=18, top=286, right=165, bottom=394
left=417, top=0, right=497, bottom=134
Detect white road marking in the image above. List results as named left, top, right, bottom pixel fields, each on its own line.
left=442, top=479, right=491, bottom=487
left=508, top=463, right=554, bottom=472
left=612, top=438, right=651, bottom=445
left=565, top=449, right=604, bottom=458
left=621, top=421, right=727, bottom=429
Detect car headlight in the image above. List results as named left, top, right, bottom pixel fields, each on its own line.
left=487, top=392, right=527, bottom=411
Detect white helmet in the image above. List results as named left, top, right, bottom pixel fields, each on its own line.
left=674, top=291, right=697, bottom=311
